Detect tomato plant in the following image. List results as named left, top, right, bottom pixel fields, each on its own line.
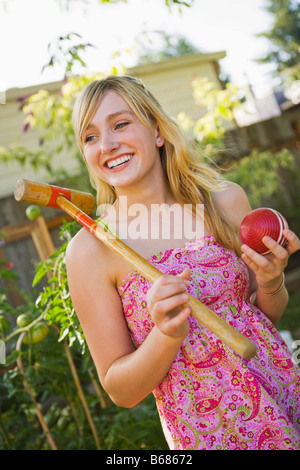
left=0, top=221, right=167, bottom=450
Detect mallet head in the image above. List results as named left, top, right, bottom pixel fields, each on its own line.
left=14, top=179, right=95, bottom=215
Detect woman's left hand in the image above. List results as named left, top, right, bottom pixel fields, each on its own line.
left=241, top=228, right=300, bottom=292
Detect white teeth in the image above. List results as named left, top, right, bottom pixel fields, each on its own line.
left=107, top=154, right=133, bottom=169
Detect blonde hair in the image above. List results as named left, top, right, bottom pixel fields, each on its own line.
left=72, top=75, right=241, bottom=255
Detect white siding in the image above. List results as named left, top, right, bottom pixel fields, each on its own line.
left=0, top=83, right=80, bottom=198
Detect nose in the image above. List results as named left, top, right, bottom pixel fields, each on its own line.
left=99, top=130, right=120, bottom=155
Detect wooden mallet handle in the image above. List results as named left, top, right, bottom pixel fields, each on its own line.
left=14, top=179, right=258, bottom=360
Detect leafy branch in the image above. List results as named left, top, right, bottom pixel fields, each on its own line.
left=4, top=309, right=48, bottom=344
left=33, top=225, right=85, bottom=351
left=42, top=33, right=95, bottom=77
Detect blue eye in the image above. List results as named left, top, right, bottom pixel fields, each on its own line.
left=84, top=134, right=96, bottom=143
left=115, top=121, right=129, bottom=129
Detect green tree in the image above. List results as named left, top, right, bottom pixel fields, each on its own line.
left=257, top=0, right=300, bottom=82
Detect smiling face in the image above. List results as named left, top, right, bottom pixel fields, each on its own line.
left=81, top=90, right=165, bottom=192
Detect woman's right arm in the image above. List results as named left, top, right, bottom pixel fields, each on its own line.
left=65, top=231, right=191, bottom=408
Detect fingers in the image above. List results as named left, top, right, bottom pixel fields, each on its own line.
left=147, top=274, right=190, bottom=308
left=283, top=228, right=300, bottom=255
left=241, top=236, right=288, bottom=271
left=177, top=269, right=191, bottom=282
left=153, top=289, right=189, bottom=316
left=146, top=272, right=192, bottom=338
left=240, top=229, right=299, bottom=289
left=162, top=305, right=191, bottom=333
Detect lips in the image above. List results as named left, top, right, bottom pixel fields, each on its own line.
left=106, top=154, right=134, bottom=170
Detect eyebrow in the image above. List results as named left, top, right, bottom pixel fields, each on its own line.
left=84, top=110, right=135, bottom=131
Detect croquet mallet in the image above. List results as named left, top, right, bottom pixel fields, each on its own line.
left=14, top=178, right=258, bottom=360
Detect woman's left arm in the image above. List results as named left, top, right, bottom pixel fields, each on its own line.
left=212, top=182, right=300, bottom=325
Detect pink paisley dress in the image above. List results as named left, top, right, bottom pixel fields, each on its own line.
left=117, top=237, right=300, bottom=450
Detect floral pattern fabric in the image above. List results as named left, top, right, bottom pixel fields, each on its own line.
left=117, top=237, right=300, bottom=450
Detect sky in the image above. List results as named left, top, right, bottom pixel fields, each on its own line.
left=0, top=0, right=276, bottom=97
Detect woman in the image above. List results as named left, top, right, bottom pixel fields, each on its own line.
left=66, top=75, right=300, bottom=450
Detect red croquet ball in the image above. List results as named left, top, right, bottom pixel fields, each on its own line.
left=240, top=208, right=288, bottom=255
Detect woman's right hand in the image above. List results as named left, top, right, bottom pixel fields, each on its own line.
left=146, top=269, right=192, bottom=339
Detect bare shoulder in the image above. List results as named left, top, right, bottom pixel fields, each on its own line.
left=66, top=225, right=116, bottom=275
left=211, top=181, right=249, bottom=206
left=66, top=226, right=104, bottom=265
left=65, top=226, right=116, bottom=305
left=211, top=181, right=252, bottom=229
